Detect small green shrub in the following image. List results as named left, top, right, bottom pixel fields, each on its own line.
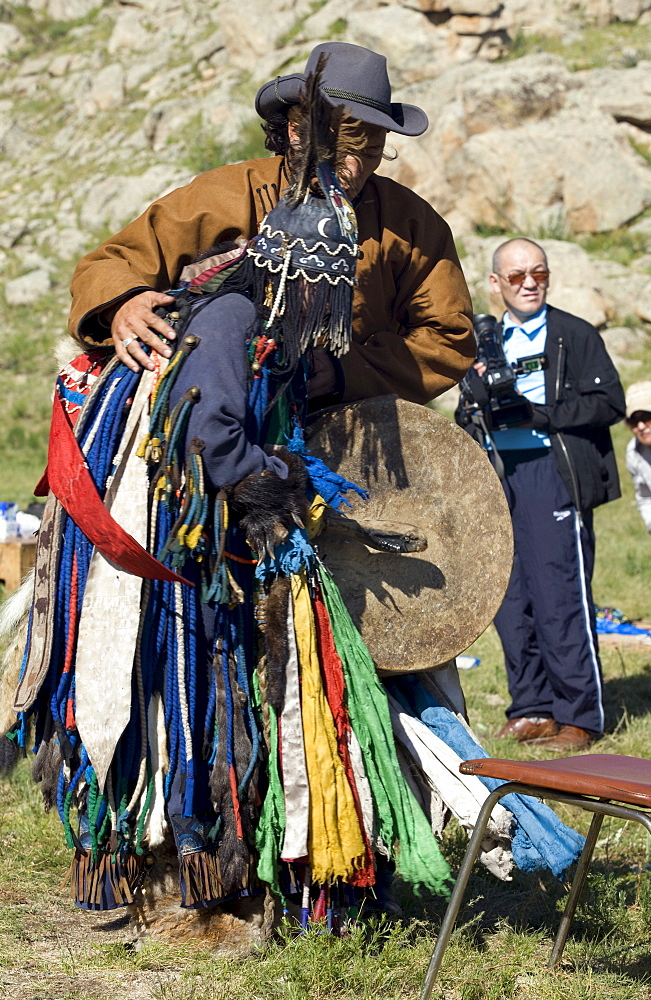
left=327, top=18, right=348, bottom=38
left=578, top=228, right=648, bottom=266
left=181, top=117, right=268, bottom=175
left=502, top=21, right=651, bottom=71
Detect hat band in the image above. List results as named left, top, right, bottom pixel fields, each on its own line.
left=274, top=76, right=292, bottom=106
left=323, top=86, right=392, bottom=116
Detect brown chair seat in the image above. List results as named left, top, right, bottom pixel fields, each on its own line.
left=421, top=753, right=651, bottom=999
left=460, top=753, right=651, bottom=809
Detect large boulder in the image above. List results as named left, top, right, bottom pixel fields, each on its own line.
left=444, top=112, right=651, bottom=234
left=5, top=268, right=52, bottom=306
left=579, top=61, right=651, bottom=127
left=78, top=165, right=190, bottom=232
left=91, top=63, right=126, bottom=113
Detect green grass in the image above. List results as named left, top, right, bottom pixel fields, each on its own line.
left=179, top=115, right=269, bottom=176
left=578, top=227, right=650, bottom=267
left=0, top=1, right=109, bottom=61
left=326, top=18, right=348, bottom=39
left=275, top=0, right=330, bottom=48
left=2, top=388, right=651, bottom=997
left=503, top=22, right=651, bottom=70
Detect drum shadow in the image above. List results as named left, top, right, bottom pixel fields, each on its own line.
left=307, top=394, right=410, bottom=491
left=321, top=542, right=446, bottom=632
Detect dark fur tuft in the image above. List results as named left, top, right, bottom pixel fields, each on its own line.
left=0, top=736, right=20, bottom=776
left=264, top=577, right=291, bottom=712
left=285, top=54, right=344, bottom=207
left=32, top=732, right=64, bottom=812
left=227, top=450, right=308, bottom=558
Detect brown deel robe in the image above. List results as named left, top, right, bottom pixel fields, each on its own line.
left=69, top=155, right=474, bottom=404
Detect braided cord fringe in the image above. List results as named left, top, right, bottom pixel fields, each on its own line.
left=318, top=567, right=452, bottom=897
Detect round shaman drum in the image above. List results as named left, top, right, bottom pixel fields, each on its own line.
left=306, top=395, right=513, bottom=673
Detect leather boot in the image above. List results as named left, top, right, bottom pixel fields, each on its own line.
left=496, top=717, right=559, bottom=742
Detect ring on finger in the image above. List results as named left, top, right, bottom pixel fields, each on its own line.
left=122, top=337, right=136, bottom=350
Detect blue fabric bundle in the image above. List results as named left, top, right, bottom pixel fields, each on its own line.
left=286, top=421, right=368, bottom=511
left=386, top=676, right=586, bottom=878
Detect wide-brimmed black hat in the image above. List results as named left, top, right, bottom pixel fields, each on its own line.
left=255, top=41, right=428, bottom=136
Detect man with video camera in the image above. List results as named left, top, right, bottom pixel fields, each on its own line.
left=457, top=237, right=625, bottom=750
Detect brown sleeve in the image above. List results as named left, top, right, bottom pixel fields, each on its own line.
left=340, top=179, right=475, bottom=404
left=68, top=157, right=284, bottom=346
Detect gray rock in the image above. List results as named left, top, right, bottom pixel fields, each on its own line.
left=0, top=221, right=29, bottom=250
left=49, top=227, right=89, bottom=260
left=5, top=268, right=52, bottom=306
left=191, top=29, right=226, bottom=64
left=108, top=9, right=152, bottom=55
left=635, top=283, right=651, bottom=323
left=45, top=0, right=104, bottom=16
left=91, top=63, right=126, bottom=112
left=0, top=24, right=24, bottom=58
left=303, top=0, right=353, bottom=38
left=446, top=112, right=651, bottom=234
left=581, top=62, right=651, bottom=127
left=17, top=54, right=51, bottom=77
left=602, top=326, right=649, bottom=362
left=78, top=165, right=190, bottom=232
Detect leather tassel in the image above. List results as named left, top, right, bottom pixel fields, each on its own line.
left=67, top=847, right=143, bottom=911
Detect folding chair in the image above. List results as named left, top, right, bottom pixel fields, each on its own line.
left=421, top=754, right=651, bottom=1000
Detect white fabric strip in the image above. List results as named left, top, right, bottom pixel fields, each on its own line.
left=347, top=728, right=375, bottom=849
left=387, top=693, right=514, bottom=880
left=143, top=691, right=168, bottom=848
left=280, top=597, right=310, bottom=861
left=75, top=369, right=155, bottom=791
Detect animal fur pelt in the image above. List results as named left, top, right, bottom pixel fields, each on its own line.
left=0, top=570, right=33, bottom=741
left=226, top=449, right=308, bottom=558
left=263, top=577, right=291, bottom=713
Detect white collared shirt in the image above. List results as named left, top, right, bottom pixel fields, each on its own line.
left=492, top=306, right=552, bottom=451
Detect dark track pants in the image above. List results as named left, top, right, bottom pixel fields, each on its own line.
left=493, top=448, right=604, bottom=735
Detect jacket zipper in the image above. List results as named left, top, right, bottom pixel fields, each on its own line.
left=553, top=336, right=581, bottom=510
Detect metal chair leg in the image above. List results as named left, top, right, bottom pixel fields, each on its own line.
left=421, top=786, right=510, bottom=1000
left=548, top=811, right=604, bottom=968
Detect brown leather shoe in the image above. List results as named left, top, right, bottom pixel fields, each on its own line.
left=496, top=717, right=559, bottom=742
left=532, top=724, right=594, bottom=751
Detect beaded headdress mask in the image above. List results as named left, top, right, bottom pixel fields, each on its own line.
left=246, top=55, right=359, bottom=360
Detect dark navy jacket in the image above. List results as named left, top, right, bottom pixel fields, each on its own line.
left=458, top=305, right=625, bottom=513
left=529, top=306, right=625, bottom=512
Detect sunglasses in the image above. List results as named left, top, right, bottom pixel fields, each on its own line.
left=627, top=411, right=651, bottom=426
left=497, top=269, right=550, bottom=287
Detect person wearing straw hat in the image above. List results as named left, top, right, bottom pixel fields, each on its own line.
left=625, top=381, right=651, bottom=532
left=67, top=42, right=474, bottom=409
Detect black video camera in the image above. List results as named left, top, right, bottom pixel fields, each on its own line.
left=458, top=314, right=546, bottom=432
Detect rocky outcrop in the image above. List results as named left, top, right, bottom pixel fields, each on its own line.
left=0, top=0, right=649, bottom=365
left=382, top=53, right=651, bottom=236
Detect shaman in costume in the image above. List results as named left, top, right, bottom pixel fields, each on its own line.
left=7, top=73, right=457, bottom=915
left=1, top=64, right=586, bottom=930
left=68, top=42, right=475, bottom=407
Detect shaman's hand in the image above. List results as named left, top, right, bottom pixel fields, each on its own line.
left=108, top=290, right=177, bottom=372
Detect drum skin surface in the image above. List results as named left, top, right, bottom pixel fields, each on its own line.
left=306, top=396, right=513, bottom=673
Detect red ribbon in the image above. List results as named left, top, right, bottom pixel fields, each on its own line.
left=312, top=586, right=375, bottom=887
left=39, top=389, right=191, bottom=586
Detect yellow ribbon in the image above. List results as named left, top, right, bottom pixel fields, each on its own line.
left=290, top=571, right=364, bottom=883
left=304, top=494, right=327, bottom=541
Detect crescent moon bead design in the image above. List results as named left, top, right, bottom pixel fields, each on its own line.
left=317, top=217, right=331, bottom=238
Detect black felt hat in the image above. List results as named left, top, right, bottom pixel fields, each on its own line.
left=255, top=41, right=428, bottom=137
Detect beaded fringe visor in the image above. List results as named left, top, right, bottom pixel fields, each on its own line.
left=246, top=164, right=359, bottom=358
